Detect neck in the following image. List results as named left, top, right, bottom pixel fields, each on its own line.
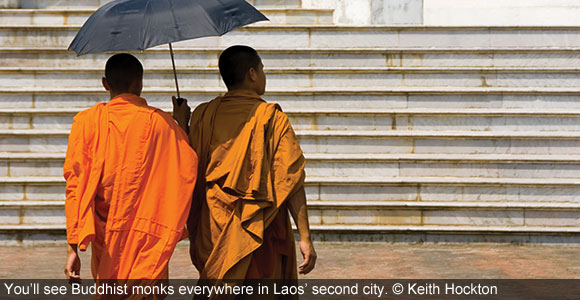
left=109, top=91, right=138, bottom=99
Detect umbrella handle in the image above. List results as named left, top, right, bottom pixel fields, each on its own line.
left=169, top=43, right=184, bottom=105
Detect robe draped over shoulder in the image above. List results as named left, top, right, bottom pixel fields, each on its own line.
left=187, top=90, right=305, bottom=280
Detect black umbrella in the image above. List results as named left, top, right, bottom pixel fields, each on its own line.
left=69, top=0, right=268, bottom=99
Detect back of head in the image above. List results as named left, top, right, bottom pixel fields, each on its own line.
left=218, top=45, right=261, bottom=89
left=104, top=53, right=144, bottom=93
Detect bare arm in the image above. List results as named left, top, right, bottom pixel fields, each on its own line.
left=64, top=244, right=81, bottom=281
left=287, top=186, right=317, bottom=275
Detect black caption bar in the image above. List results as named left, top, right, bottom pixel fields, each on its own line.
left=1, top=279, right=579, bottom=299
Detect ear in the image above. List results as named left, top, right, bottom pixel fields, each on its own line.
left=248, top=67, right=257, bottom=82
left=102, top=77, right=111, bottom=91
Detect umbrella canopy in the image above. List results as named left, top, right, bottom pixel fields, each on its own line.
left=69, top=0, right=268, bottom=55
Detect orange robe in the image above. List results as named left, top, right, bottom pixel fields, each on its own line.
left=187, top=90, right=305, bottom=280
left=64, top=93, right=198, bottom=279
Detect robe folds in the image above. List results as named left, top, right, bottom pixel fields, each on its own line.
left=187, top=90, right=306, bottom=280
left=64, top=93, right=198, bottom=280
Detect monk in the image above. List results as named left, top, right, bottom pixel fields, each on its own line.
left=63, top=53, right=198, bottom=281
left=174, top=45, right=316, bottom=280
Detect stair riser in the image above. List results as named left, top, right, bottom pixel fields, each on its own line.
left=0, top=184, right=62, bottom=201
left=5, top=160, right=580, bottom=180
left=5, top=28, right=580, bottom=49
left=3, top=71, right=580, bottom=89
left=2, top=231, right=579, bottom=245
left=0, top=206, right=63, bottom=225
left=308, top=208, right=580, bottom=227
left=16, top=0, right=301, bottom=9
left=7, top=112, right=580, bottom=132
left=5, top=113, right=580, bottom=132
left=3, top=183, right=580, bottom=203
left=2, top=135, right=580, bottom=155
left=300, top=136, right=580, bottom=155
left=1, top=93, right=580, bottom=110
left=5, top=52, right=580, bottom=69
left=304, top=184, right=580, bottom=203
left=1, top=205, right=579, bottom=228
left=0, top=10, right=331, bottom=26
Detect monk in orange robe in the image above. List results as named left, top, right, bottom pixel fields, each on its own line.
left=63, top=53, right=198, bottom=281
left=174, top=45, right=316, bottom=280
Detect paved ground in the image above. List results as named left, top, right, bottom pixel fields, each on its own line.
left=1, top=242, right=579, bottom=279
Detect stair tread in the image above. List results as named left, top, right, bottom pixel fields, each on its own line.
left=4, top=47, right=580, bottom=53
left=2, top=224, right=579, bottom=233
left=3, top=200, right=580, bottom=209
left=3, top=87, right=580, bottom=94
left=5, top=152, right=580, bottom=162
left=3, top=176, right=580, bottom=185
left=5, top=66, right=580, bottom=72
left=3, top=128, right=580, bottom=138
left=310, top=225, right=580, bottom=233
left=2, top=108, right=580, bottom=115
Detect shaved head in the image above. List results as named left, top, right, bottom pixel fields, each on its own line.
left=104, top=53, right=143, bottom=93
left=218, top=45, right=261, bottom=89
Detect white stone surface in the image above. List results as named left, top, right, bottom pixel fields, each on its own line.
left=0, top=208, right=19, bottom=225
left=319, top=209, right=422, bottom=225
left=0, top=185, right=24, bottom=201
left=306, top=161, right=399, bottom=177
left=371, top=0, right=423, bottom=25
left=525, top=211, right=580, bottom=227
left=29, top=137, right=68, bottom=153
left=423, top=210, right=524, bottom=226
left=9, top=161, right=63, bottom=177
left=299, top=136, right=414, bottom=154
left=402, top=116, right=580, bottom=132
left=425, top=0, right=580, bottom=26
left=304, top=0, right=372, bottom=25
left=25, top=185, right=65, bottom=201
left=22, top=207, right=64, bottom=224
left=0, top=162, right=7, bottom=177
left=317, top=185, right=419, bottom=201
left=0, top=0, right=18, bottom=8
left=32, top=116, right=73, bottom=129
left=11, top=51, right=580, bottom=69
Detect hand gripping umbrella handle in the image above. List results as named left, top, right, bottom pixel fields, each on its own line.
left=169, top=43, right=185, bottom=105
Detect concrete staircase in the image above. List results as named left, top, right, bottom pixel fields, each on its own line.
left=1, top=0, right=580, bottom=244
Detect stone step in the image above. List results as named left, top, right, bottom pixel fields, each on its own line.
left=4, top=176, right=580, bottom=202
left=1, top=129, right=580, bottom=154
left=4, top=223, right=580, bottom=245
left=14, top=0, right=302, bottom=9
left=2, top=88, right=580, bottom=110
left=6, top=47, right=580, bottom=69
left=7, top=152, right=580, bottom=162
left=0, top=8, right=333, bottom=25
left=0, top=201, right=63, bottom=225
left=6, top=153, right=580, bottom=179
left=2, top=200, right=579, bottom=228
left=4, top=25, right=580, bottom=49
left=5, top=66, right=580, bottom=89
left=4, top=107, right=580, bottom=132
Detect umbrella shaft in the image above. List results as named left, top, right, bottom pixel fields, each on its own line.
left=169, top=43, right=180, bottom=99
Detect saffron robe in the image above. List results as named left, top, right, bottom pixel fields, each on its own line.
left=64, top=93, right=198, bottom=279
left=187, top=90, right=305, bottom=280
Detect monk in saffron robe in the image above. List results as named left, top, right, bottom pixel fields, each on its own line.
left=174, top=45, right=316, bottom=280
left=63, top=53, right=198, bottom=281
